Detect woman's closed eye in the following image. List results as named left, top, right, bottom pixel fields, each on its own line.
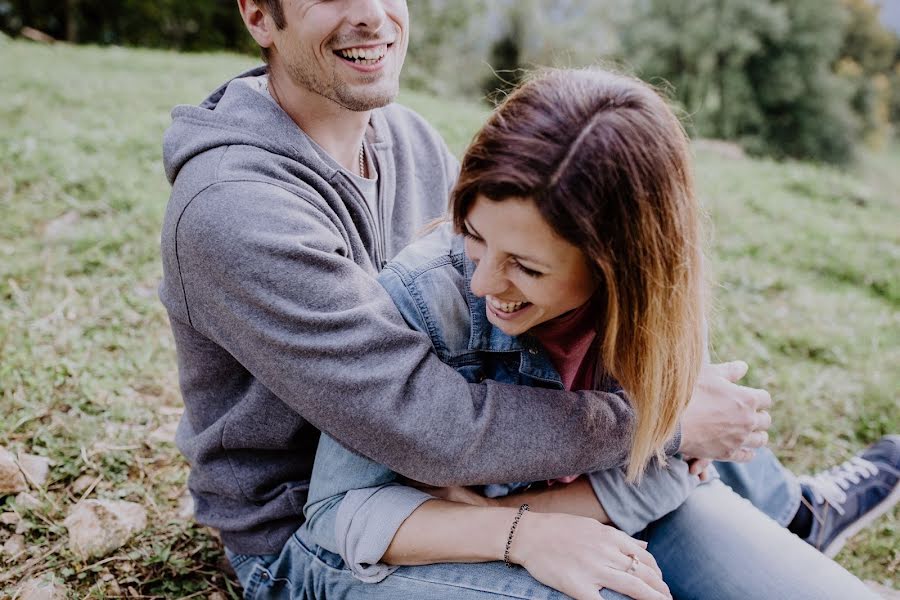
left=462, top=229, right=483, bottom=243
left=512, top=261, right=545, bottom=278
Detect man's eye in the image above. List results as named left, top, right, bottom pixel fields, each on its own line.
left=462, top=231, right=483, bottom=243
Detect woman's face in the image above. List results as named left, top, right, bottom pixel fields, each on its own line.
left=462, top=195, right=599, bottom=337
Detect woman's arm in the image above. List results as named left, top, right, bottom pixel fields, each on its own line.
left=381, top=499, right=512, bottom=565
left=304, top=434, right=670, bottom=598
left=494, top=476, right=611, bottom=523
left=424, top=457, right=702, bottom=536
left=422, top=476, right=611, bottom=523
left=383, top=499, right=672, bottom=600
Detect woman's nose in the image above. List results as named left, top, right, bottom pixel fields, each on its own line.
left=469, top=256, right=509, bottom=298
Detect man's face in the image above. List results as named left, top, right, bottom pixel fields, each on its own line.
left=272, top=0, right=409, bottom=111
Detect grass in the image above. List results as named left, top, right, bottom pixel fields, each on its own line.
left=0, top=39, right=897, bottom=596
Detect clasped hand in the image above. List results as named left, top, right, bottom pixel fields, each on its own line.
left=679, top=361, right=773, bottom=466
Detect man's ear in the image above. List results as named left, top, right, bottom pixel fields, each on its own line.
left=237, top=0, right=275, bottom=51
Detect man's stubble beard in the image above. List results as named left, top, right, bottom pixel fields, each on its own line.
left=284, top=59, right=399, bottom=112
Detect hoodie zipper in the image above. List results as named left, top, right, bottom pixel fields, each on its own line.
left=373, top=146, right=388, bottom=270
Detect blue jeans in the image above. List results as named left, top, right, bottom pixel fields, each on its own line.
left=228, top=452, right=877, bottom=600
left=228, top=531, right=630, bottom=599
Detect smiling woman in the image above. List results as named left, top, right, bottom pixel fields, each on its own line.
left=450, top=68, right=705, bottom=483
left=461, top=198, right=598, bottom=337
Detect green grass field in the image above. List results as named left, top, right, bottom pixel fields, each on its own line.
left=1, top=40, right=897, bottom=597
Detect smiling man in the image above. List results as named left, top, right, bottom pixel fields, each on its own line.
left=158, top=1, right=900, bottom=598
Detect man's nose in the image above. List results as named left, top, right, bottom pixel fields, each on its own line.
left=348, top=0, right=387, bottom=31
left=469, top=256, right=509, bottom=298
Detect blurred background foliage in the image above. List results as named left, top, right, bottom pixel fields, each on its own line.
left=2, top=0, right=898, bottom=165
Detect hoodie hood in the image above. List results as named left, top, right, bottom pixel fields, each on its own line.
left=163, top=66, right=347, bottom=185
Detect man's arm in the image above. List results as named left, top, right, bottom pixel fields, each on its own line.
left=172, top=182, right=636, bottom=485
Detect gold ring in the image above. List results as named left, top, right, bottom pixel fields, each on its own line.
left=626, top=553, right=639, bottom=574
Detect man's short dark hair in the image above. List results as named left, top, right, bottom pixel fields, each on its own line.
left=256, top=0, right=286, bottom=62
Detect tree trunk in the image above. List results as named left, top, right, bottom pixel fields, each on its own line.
left=65, top=0, right=78, bottom=43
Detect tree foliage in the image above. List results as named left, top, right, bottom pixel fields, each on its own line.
left=404, top=0, right=488, bottom=96
left=837, top=0, right=900, bottom=148
left=618, top=0, right=900, bottom=164
left=0, top=0, right=255, bottom=52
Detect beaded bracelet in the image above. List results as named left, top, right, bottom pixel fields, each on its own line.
left=504, top=503, right=530, bottom=568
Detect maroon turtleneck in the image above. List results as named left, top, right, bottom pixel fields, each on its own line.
left=531, top=300, right=599, bottom=391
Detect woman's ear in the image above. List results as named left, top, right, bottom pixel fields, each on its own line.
left=237, top=0, right=276, bottom=52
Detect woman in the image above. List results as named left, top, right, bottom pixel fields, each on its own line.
left=230, top=68, right=880, bottom=600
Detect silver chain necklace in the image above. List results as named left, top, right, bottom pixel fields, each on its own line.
left=358, top=143, right=367, bottom=179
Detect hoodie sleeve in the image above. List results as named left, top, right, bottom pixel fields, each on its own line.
left=171, top=180, right=638, bottom=485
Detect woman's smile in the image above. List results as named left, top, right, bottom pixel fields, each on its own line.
left=486, top=295, right=533, bottom=319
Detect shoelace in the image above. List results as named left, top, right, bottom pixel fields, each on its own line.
left=798, top=457, right=879, bottom=516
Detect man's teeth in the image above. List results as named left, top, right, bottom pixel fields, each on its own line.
left=489, top=297, right=527, bottom=313
left=338, top=46, right=387, bottom=63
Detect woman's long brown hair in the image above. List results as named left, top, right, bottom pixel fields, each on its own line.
left=451, top=68, right=706, bottom=482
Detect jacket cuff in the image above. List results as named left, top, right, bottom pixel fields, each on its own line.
left=334, top=484, right=434, bottom=583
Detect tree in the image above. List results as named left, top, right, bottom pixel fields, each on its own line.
left=619, top=0, right=859, bottom=164
left=739, top=0, right=859, bottom=163
left=837, top=0, right=900, bottom=147
left=404, top=0, right=488, bottom=97
left=619, top=0, right=787, bottom=140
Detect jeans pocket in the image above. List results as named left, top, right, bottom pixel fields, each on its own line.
left=226, top=553, right=284, bottom=600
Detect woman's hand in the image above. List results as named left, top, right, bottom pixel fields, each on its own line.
left=416, top=484, right=498, bottom=507
left=510, top=511, right=672, bottom=600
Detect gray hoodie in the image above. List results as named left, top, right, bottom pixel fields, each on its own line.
left=159, top=66, right=641, bottom=555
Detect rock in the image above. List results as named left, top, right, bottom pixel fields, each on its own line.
left=43, top=211, right=80, bottom=240
left=208, top=593, right=226, bottom=600
left=19, top=27, right=56, bottom=44
left=15, top=492, right=42, bottom=511
left=18, top=576, right=68, bottom=600
left=0, top=447, right=27, bottom=495
left=158, top=405, right=184, bottom=417
left=148, top=422, right=179, bottom=445
left=866, top=581, right=900, bottom=599
left=71, top=474, right=96, bottom=495
left=2, top=533, right=25, bottom=558
left=0, top=512, right=20, bottom=526
left=17, top=453, right=51, bottom=488
left=177, top=491, right=195, bottom=520
left=64, top=499, right=147, bottom=560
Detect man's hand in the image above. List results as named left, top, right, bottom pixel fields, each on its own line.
left=679, top=361, right=772, bottom=462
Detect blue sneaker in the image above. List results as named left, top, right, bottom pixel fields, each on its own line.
left=798, top=435, right=900, bottom=557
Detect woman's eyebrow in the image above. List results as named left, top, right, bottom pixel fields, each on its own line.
left=464, top=220, right=551, bottom=270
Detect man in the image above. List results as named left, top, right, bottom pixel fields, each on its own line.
left=158, top=0, right=899, bottom=597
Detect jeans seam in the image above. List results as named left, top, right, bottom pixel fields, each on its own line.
left=242, top=565, right=263, bottom=599
left=389, top=568, right=556, bottom=599
left=229, top=553, right=254, bottom=569
left=773, top=470, right=802, bottom=527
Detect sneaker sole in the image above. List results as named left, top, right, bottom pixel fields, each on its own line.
left=821, top=477, right=900, bottom=558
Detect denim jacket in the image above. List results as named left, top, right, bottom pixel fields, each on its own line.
left=302, top=224, right=698, bottom=582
